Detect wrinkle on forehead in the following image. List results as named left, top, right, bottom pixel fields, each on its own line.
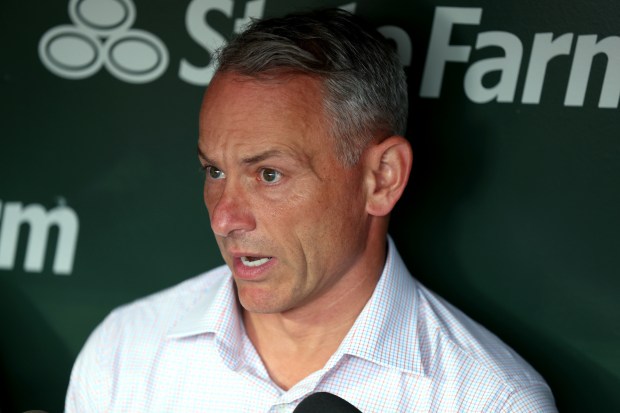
left=199, top=142, right=313, bottom=171
left=198, top=72, right=337, bottom=175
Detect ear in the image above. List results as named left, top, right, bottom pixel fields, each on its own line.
left=364, top=136, right=413, bottom=217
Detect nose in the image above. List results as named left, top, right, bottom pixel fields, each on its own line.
left=207, top=180, right=256, bottom=238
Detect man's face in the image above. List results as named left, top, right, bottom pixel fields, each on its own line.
left=198, top=72, right=372, bottom=314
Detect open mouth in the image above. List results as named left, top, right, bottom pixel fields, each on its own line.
left=240, top=256, right=272, bottom=267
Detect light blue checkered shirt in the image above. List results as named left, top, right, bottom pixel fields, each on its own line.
left=66, top=238, right=557, bottom=412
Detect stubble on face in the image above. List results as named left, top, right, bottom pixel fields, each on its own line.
left=199, top=72, right=372, bottom=317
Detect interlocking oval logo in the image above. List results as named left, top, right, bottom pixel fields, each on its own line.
left=69, top=0, right=136, bottom=35
left=103, top=29, right=169, bottom=83
left=39, top=25, right=103, bottom=79
left=39, top=0, right=168, bottom=83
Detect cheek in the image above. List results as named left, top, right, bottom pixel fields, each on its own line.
left=202, top=180, right=210, bottom=204
left=323, top=181, right=367, bottom=236
left=292, top=190, right=354, bottom=241
left=263, top=180, right=320, bottom=221
left=203, top=189, right=210, bottom=210
left=203, top=182, right=220, bottom=212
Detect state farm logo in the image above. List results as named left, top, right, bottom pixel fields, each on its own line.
left=39, top=0, right=168, bottom=83
left=38, top=1, right=404, bottom=87
left=37, top=1, right=413, bottom=87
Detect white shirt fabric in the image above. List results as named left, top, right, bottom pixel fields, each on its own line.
left=66, top=238, right=557, bottom=412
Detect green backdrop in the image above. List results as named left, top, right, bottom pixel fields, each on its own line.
left=1, top=0, right=619, bottom=411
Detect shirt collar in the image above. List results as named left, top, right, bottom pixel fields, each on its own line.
left=167, top=271, right=245, bottom=370
left=335, top=236, right=424, bottom=375
left=167, top=236, right=423, bottom=376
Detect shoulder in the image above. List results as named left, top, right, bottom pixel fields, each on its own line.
left=73, top=264, right=231, bottom=368
left=65, top=265, right=231, bottom=411
left=412, top=281, right=556, bottom=410
left=108, top=264, right=229, bottom=325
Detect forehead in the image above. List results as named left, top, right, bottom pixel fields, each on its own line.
left=199, top=72, right=334, bottom=162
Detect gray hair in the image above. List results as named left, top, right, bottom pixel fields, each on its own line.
left=215, top=9, right=408, bottom=166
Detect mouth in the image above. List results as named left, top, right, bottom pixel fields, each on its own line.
left=239, top=256, right=273, bottom=267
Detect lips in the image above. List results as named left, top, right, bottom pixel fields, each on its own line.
left=240, top=256, right=272, bottom=267
left=230, top=252, right=277, bottom=281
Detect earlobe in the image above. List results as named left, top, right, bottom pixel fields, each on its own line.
left=365, top=136, right=413, bottom=217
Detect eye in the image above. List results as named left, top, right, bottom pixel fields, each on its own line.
left=259, top=168, right=281, bottom=183
left=206, top=166, right=226, bottom=180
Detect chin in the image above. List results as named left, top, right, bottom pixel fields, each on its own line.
left=237, top=289, right=289, bottom=314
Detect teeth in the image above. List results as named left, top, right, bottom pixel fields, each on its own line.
left=240, top=256, right=272, bottom=267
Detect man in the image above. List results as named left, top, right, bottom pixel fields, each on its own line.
left=66, top=9, right=557, bottom=412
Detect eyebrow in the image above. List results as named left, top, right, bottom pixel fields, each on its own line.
left=198, top=145, right=292, bottom=165
left=241, top=149, right=287, bottom=165
left=197, top=146, right=215, bottom=165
